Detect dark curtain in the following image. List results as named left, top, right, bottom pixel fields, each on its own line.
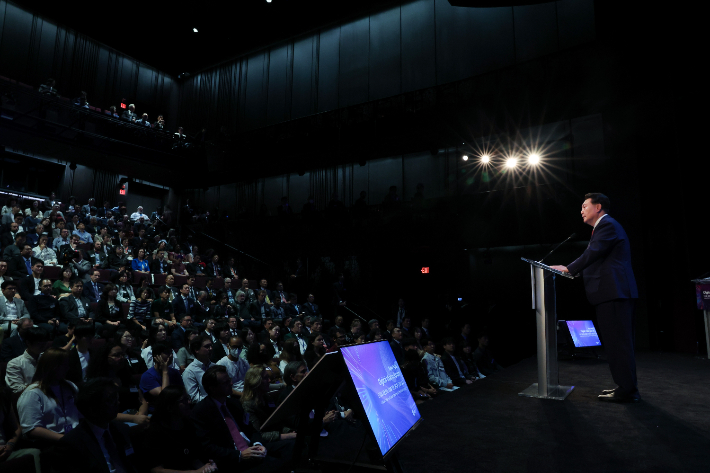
left=92, top=169, right=119, bottom=207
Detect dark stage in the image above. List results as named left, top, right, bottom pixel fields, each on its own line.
left=392, top=351, right=710, bottom=473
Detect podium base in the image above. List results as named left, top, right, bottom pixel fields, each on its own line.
left=518, top=383, right=574, bottom=401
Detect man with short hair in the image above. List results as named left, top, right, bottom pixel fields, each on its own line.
left=171, top=314, right=194, bottom=351
left=227, top=315, right=240, bottom=337
left=390, top=328, right=405, bottom=364
left=551, top=192, right=640, bottom=403
left=283, top=319, right=308, bottom=354
left=173, top=283, right=197, bottom=321
left=206, top=254, right=222, bottom=278
left=440, top=337, right=475, bottom=386
left=17, top=260, right=44, bottom=302
left=0, top=221, right=20, bottom=248
left=182, top=335, right=215, bottom=403
left=83, top=270, right=104, bottom=304
left=152, top=288, right=176, bottom=326
left=304, top=293, right=321, bottom=317
left=248, top=290, right=270, bottom=322
left=0, top=317, right=33, bottom=362
left=0, top=280, right=31, bottom=337
left=4, top=326, right=47, bottom=393
left=8, top=244, right=41, bottom=279
left=24, top=223, right=44, bottom=246
left=58, top=279, right=95, bottom=327
left=72, top=222, right=92, bottom=244
left=87, top=240, right=108, bottom=269
left=122, top=103, right=137, bottom=122
left=421, top=339, right=455, bottom=390
left=53, top=227, right=71, bottom=251
left=216, top=335, right=250, bottom=397
left=2, top=232, right=25, bottom=260
left=150, top=250, right=169, bottom=274
left=130, top=205, right=150, bottom=221
left=32, top=234, right=58, bottom=266
left=0, top=261, right=12, bottom=289
left=28, top=278, right=65, bottom=335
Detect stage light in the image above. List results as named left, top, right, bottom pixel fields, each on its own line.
left=481, top=155, right=490, bottom=164
left=528, top=153, right=540, bottom=165
left=193, top=28, right=198, bottom=33
left=506, top=158, right=518, bottom=168
left=462, top=155, right=469, bottom=161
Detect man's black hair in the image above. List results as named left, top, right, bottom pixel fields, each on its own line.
left=584, top=192, right=610, bottom=212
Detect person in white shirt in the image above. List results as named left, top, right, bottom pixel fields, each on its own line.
left=130, top=206, right=150, bottom=221
left=216, top=335, right=250, bottom=397
left=5, top=327, right=48, bottom=393
left=32, top=235, right=58, bottom=266
left=182, top=335, right=214, bottom=403
left=421, top=339, right=455, bottom=390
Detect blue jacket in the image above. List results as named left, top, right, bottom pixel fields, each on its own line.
left=567, top=215, right=638, bottom=306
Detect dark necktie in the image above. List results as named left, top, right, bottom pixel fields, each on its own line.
left=220, top=404, right=249, bottom=451
left=102, top=429, right=128, bottom=473
left=25, top=258, right=32, bottom=274
left=184, top=297, right=189, bottom=312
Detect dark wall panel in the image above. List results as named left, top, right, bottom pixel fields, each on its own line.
left=514, top=3, right=559, bottom=63
left=291, top=36, right=315, bottom=119
left=339, top=17, right=370, bottom=107
left=557, top=0, right=595, bottom=48
left=467, top=7, right=516, bottom=77
left=369, top=6, right=401, bottom=101
left=267, top=44, right=289, bottom=125
left=401, top=0, right=436, bottom=93
left=245, top=52, right=268, bottom=128
left=317, top=26, right=340, bottom=113
left=435, top=0, right=480, bottom=85
left=0, top=3, right=33, bottom=78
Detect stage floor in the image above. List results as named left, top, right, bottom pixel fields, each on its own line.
left=396, top=351, right=710, bottom=473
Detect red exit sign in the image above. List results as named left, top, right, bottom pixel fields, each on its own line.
left=420, top=267, right=430, bottom=274
left=119, top=185, right=126, bottom=195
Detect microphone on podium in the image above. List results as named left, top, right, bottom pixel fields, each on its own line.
left=538, top=233, right=576, bottom=264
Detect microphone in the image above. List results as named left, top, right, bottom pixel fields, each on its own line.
left=538, top=233, right=576, bottom=264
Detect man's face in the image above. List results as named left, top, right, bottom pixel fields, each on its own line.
left=421, top=318, right=429, bottom=329
left=213, top=255, right=219, bottom=263
left=402, top=318, right=411, bottom=328
left=187, top=278, right=195, bottom=287
left=2, top=284, right=17, bottom=299
left=392, top=328, right=403, bottom=341
left=370, top=321, right=380, bottom=331
left=214, top=372, right=232, bottom=398
left=224, top=279, right=231, bottom=288
left=36, top=224, right=43, bottom=234
left=258, top=293, right=265, bottom=302
left=94, top=241, right=102, bottom=251
left=260, top=279, right=267, bottom=288
left=32, top=263, right=44, bottom=276
left=443, top=342, right=455, bottom=353
left=241, top=279, right=249, bottom=289
left=335, top=316, right=343, bottom=327
left=139, top=229, right=145, bottom=237
left=21, top=245, right=32, bottom=257
left=478, top=335, right=489, bottom=347
left=312, top=321, right=322, bottom=332
left=291, top=364, right=307, bottom=385
left=72, top=215, right=79, bottom=223
left=166, top=275, right=174, bottom=286
left=292, top=321, right=302, bottom=334
left=181, top=316, right=193, bottom=328
left=71, top=237, right=80, bottom=247
left=228, top=318, right=238, bottom=329
left=462, top=324, right=471, bottom=335
left=180, top=285, right=190, bottom=296
left=263, top=320, right=273, bottom=332
left=398, top=299, right=405, bottom=308
left=425, top=341, right=436, bottom=354
left=91, top=271, right=100, bottom=283
left=10, top=223, right=18, bottom=232
left=206, top=319, right=215, bottom=331
left=72, top=283, right=83, bottom=297
left=197, top=339, right=213, bottom=359
left=307, top=295, right=315, bottom=303
left=237, top=293, right=246, bottom=303
left=276, top=283, right=284, bottom=291
left=581, top=198, right=602, bottom=225
left=0, top=262, right=8, bottom=276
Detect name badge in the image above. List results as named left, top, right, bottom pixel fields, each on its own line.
left=49, top=304, right=55, bottom=309
left=130, top=359, right=140, bottom=364
left=129, top=387, right=139, bottom=393
left=125, top=447, right=134, bottom=456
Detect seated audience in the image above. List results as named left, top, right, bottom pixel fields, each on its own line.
left=17, top=348, right=81, bottom=450
left=303, top=332, right=326, bottom=369
left=127, top=288, right=153, bottom=331
left=17, top=259, right=44, bottom=302
left=4, top=327, right=48, bottom=393
left=441, top=337, right=476, bottom=386
left=113, top=271, right=136, bottom=303
left=28, top=279, right=65, bottom=335
left=401, top=338, right=436, bottom=403
left=176, top=329, right=199, bottom=370
left=241, top=365, right=298, bottom=443
left=0, top=382, right=41, bottom=472
left=389, top=327, right=405, bottom=364
left=31, top=234, right=57, bottom=265
left=283, top=318, right=308, bottom=354
left=141, top=323, right=180, bottom=370
left=139, top=342, right=184, bottom=408
left=473, top=331, right=504, bottom=376
left=96, top=283, right=125, bottom=329
left=421, top=339, right=454, bottom=390
left=182, top=335, right=215, bottom=403
left=1, top=318, right=34, bottom=363
left=216, top=334, right=250, bottom=397
left=51, top=265, right=74, bottom=298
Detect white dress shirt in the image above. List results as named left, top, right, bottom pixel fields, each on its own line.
left=182, top=359, right=214, bottom=403
left=4, top=350, right=38, bottom=393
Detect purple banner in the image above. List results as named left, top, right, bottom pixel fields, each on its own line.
left=696, top=284, right=710, bottom=310
left=341, top=341, right=421, bottom=456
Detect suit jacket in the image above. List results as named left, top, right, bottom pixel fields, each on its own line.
left=191, top=396, right=263, bottom=471
left=441, top=352, right=468, bottom=381
left=390, top=340, right=405, bottom=364
left=205, top=261, right=222, bottom=278
left=58, top=295, right=93, bottom=324
left=0, top=332, right=27, bottom=362
left=83, top=281, right=105, bottom=303
left=0, top=295, right=31, bottom=322
left=48, top=418, right=138, bottom=473
left=150, top=258, right=170, bottom=274
left=171, top=326, right=188, bottom=351
left=7, top=255, right=41, bottom=279
left=303, top=302, right=321, bottom=317
left=172, top=295, right=197, bottom=319
left=17, top=274, right=42, bottom=301
left=210, top=340, right=228, bottom=363
left=86, top=249, right=108, bottom=268
left=566, top=215, right=638, bottom=306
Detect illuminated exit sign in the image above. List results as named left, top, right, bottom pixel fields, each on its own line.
left=420, top=267, right=430, bottom=274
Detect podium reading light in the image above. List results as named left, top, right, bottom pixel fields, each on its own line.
left=481, top=155, right=491, bottom=164
left=528, top=153, right=540, bottom=165
left=506, top=157, right=518, bottom=168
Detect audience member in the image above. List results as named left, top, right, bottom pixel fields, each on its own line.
left=139, top=341, right=184, bottom=408
left=4, top=327, right=47, bottom=393
left=303, top=332, right=325, bottom=369
left=441, top=337, right=476, bottom=386
left=182, top=334, right=215, bottom=403
left=216, top=334, right=250, bottom=397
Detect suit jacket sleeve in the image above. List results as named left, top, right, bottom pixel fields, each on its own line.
left=566, top=218, right=619, bottom=276
left=59, top=297, right=80, bottom=324
left=191, top=399, right=242, bottom=469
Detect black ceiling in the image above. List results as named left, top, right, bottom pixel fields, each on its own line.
left=15, top=0, right=401, bottom=76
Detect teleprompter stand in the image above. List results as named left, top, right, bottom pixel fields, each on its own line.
left=518, top=258, right=576, bottom=401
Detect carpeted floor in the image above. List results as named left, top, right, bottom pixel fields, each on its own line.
left=393, top=351, right=710, bottom=473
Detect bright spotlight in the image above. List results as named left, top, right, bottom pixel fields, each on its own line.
left=481, top=155, right=490, bottom=164
left=506, top=158, right=518, bottom=168
left=193, top=28, right=198, bottom=33
left=528, top=153, right=540, bottom=165
left=462, top=155, right=469, bottom=161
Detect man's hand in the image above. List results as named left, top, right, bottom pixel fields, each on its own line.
left=131, top=414, right=150, bottom=429
left=323, top=410, right=337, bottom=424
left=550, top=265, right=569, bottom=273
left=241, top=446, right=267, bottom=460
left=446, top=383, right=454, bottom=389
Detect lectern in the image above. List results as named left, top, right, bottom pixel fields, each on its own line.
left=519, top=258, right=575, bottom=400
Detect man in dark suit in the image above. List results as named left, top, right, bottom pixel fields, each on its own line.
left=47, top=377, right=139, bottom=473
left=150, top=250, right=170, bottom=275
left=205, top=254, right=223, bottom=278
left=389, top=327, right=405, bottom=364
left=58, top=279, right=95, bottom=327
left=86, top=240, right=109, bottom=269
left=440, top=337, right=475, bottom=387
left=552, top=193, right=639, bottom=403
left=82, top=269, right=105, bottom=304
left=7, top=244, right=41, bottom=279
left=16, top=260, right=44, bottom=302
left=191, top=365, right=292, bottom=472
left=171, top=314, right=194, bottom=351
left=172, top=283, right=197, bottom=320
left=303, top=294, right=321, bottom=317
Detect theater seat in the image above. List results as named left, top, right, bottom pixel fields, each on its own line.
left=194, top=275, right=207, bottom=287
left=42, top=265, right=62, bottom=280
left=122, top=303, right=131, bottom=317
left=153, top=273, right=167, bottom=286
left=97, top=269, right=112, bottom=283
left=91, top=338, right=106, bottom=352
left=213, top=278, right=224, bottom=290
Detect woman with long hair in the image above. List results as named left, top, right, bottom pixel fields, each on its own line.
left=241, top=366, right=297, bottom=443
left=146, top=385, right=217, bottom=473
left=278, top=338, right=303, bottom=373
left=141, top=323, right=180, bottom=370
left=16, top=348, right=81, bottom=448
left=51, top=265, right=74, bottom=297
left=176, top=329, right=199, bottom=371
left=138, top=276, right=155, bottom=301
left=128, top=288, right=153, bottom=331
left=115, top=328, right=148, bottom=379
left=85, top=340, right=149, bottom=428
left=131, top=248, right=150, bottom=274
left=303, top=332, right=326, bottom=369
left=96, top=283, right=124, bottom=328
left=113, top=270, right=136, bottom=303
